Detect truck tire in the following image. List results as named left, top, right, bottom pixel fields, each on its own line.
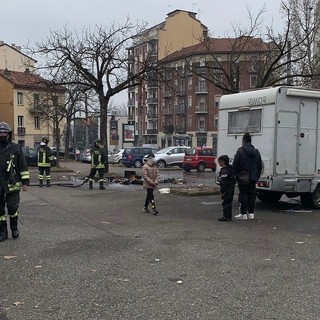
left=300, top=185, right=320, bottom=209
left=257, top=191, right=283, bottom=203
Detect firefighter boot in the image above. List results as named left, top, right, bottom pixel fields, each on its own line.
left=0, top=221, right=8, bottom=242
left=10, top=217, right=19, bottom=239
left=39, top=180, right=43, bottom=187
left=47, top=180, right=51, bottom=187
left=89, top=180, right=93, bottom=189
left=99, top=181, right=105, bottom=190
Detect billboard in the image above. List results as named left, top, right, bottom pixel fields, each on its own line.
left=123, top=124, right=135, bottom=142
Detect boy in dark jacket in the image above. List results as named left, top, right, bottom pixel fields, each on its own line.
left=217, top=155, right=235, bottom=222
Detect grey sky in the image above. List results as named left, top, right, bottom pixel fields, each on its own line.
left=0, top=0, right=283, bottom=103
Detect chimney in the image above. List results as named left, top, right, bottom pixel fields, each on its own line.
left=0, top=41, right=4, bottom=45
left=4, top=68, right=10, bottom=77
left=25, top=68, right=30, bottom=73
left=11, top=43, right=16, bottom=48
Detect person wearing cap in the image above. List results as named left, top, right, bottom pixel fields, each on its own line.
left=142, top=153, right=160, bottom=215
left=0, top=121, right=29, bottom=242
left=37, top=137, right=54, bottom=187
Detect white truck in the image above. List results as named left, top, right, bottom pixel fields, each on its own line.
left=217, top=86, right=320, bottom=209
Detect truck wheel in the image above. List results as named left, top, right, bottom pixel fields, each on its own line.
left=197, top=163, right=206, bottom=172
left=300, top=185, right=320, bottom=209
left=183, top=168, right=191, bottom=172
left=257, top=191, right=282, bottom=203
left=157, top=160, right=166, bottom=168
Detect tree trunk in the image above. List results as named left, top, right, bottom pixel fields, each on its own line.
left=64, top=115, right=72, bottom=160
left=99, top=95, right=110, bottom=172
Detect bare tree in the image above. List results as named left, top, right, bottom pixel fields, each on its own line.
left=32, top=20, right=156, bottom=171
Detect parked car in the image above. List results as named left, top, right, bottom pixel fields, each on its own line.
left=22, top=147, right=57, bottom=167
left=145, top=146, right=190, bottom=168
left=110, top=149, right=124, bottom=164
left=51, top=147, right=75, bottom=159
left=122, top=147, right=158, bottom=168
left=80, top=149, right=113, bottom=164
left=182, top=147, right=217, bottom=172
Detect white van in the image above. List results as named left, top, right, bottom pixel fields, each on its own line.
left=218, top=86, right=320, bottom=209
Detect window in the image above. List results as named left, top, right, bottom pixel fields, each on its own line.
left=199, top=57, right=205, bottom=67
left=34, top=93, right=40, bottom=107
left=34, top=116, right=40, bottom=129
left=17, top=92, right=23, bottom=105
left=18, top=140, right=25, bottom=147
left=188, top=115, right=192, bottom=127
left=214, top=95, right=221, bottom=108
left=228, top=109, right=262, bottom=134
left=18, top=115, right=24, bottom=127
left=199, top=118, right=205, bottom=131
left=214, top=115, right=219, bottom=128
left=250, top=75, right=257, bottom=88
left=188, top=96, right=192, bottom=108
left=188, top=77, right=192, bottom=89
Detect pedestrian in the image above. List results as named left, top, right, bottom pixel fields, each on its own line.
left=142, top=153, right=160, bottom=215
left=233, top=133, right=263, bottom=220
left=88, top=139, right=107, bottom=190
left=217, top=155, right=235, bottom=222
left=37, top=137, right=54, bottom=187
left=0, top=121, right=29, bottom=241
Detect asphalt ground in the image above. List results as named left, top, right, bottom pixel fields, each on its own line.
left=0, top=162, right=319, bottom=320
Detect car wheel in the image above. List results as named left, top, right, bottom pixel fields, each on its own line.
left=157, top=160, right=166, bottom=168
left=183, top=168, right=191, bottom=172
left=197, top=163, right=206, bottom=172
left=134, top=160, right=142, bottom=168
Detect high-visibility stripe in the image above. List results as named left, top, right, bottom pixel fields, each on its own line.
left=20, top=171, right=30, bottom=179
left=8, top=182, right=21, bottom=192
left=10, top=211, right=19, bottom=218
left=0, top=215, right=7, bottom=221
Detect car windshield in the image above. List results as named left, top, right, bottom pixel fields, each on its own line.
left=185, top=148, right=196, bottom=155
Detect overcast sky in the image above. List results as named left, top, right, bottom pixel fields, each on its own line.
left=0, top=0, right=283, bottom=103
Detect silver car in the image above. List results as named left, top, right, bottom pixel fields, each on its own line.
left=148, top=146, right=190, bottom=168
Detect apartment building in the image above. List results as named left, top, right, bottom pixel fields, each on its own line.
left=158, top=37, right=270, bottom=149
left=127, top=10, right=208, bottom=146
left=0, top=41, right=35, bottom=71
left=0, top=69, right=65, bottom=148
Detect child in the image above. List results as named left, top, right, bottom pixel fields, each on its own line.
left=142, top=153, right=160, bottom=215
left=217, top=155, right=235, bottom=222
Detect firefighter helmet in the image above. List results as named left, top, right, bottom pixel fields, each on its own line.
left=41, top=137, right=50, bottom=144
left=0, top=121, right=12, bottom=142
left=93, top=139, right=102, bottom=148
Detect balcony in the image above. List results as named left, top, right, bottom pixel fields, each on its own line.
left=163, top=109, right=172, bottom=116
left=128, top=99, right=135, bottom=107
left=164, top=91, right=172, bottom=98
left=195, top=85, right=208, bottom=94
left=17, top=127, right=26, bottom=135
left=195, top=106, right=208, bottom=114
left=147, top=129, right=158, bottom=135
left=176, top=105, right=185, bottom=115
left=29, top=106, right=43, bottom=115
left=147, top=97, right=157, bottom=104
left=147, top=80, right=158, bottom=88
left=196, top=127, right=206, bottom=133
left=176, top=89, right=185, bottom=96
left=147, top=112, right=157, bottom=119
left=175, top=125, right=186, bottom=134
left=163, top=125, right=174, bottom=133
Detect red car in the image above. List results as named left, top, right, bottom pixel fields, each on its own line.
left=182, top=147, right=216, bottom=172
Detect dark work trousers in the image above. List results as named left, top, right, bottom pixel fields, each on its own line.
left=238, top=181, right=257, bottom=215
left=89, top=168, right=105, bottom=181
left=0, top=187, right=20, bottom=218
left=144, top=188, right=155, bottom=208
left=38, top=167, right=51, bottom=180
left=222, top=187, right=235, bottom=219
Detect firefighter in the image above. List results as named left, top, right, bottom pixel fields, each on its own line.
left=37, top=137, right=54, bottom=187
left=0, top=121, right=29, bottom=242
left=88, top=139, right=106, bottom=190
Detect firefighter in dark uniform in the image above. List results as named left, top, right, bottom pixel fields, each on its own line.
left=0, top=121, right=30, bottom=242
left=37, top=137, right=54, bottom=187
left=88, top=139, right=106, bottom=190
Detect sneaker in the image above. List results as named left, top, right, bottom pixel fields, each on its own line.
left=248, top=213, right=255, bottom=220
left=217, top=217, right=232, bottom=222
left=152, top=208, right=159, bottom=215
left=143, top=207, right=150, bottom=213
left=235, top=213, right=248, bottom=220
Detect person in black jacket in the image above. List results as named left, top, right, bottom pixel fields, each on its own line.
left=0, top=121, right=29, bottom=241
left=217, top=155, right=235, bottom=222
left=233, top=133, right=263, bottom=220
left=37, top=137, right=54, bottom=187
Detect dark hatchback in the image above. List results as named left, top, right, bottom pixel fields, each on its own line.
left=122, top=147, right=158, bottom=168
left=22, top=147, right=38, bottom=166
